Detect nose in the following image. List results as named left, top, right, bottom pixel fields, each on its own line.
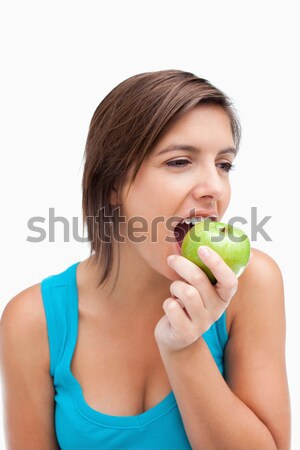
left=190, top=165, right=226, bottom=202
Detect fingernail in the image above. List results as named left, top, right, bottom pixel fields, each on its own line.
left=199, top=246, right=209, bottom=258
left=167, top=255, right=176, bottom=264
left=167, top=299, right=177, bottom=309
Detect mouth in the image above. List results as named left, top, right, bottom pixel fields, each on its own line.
left=174, top=216, right=217, bottom=250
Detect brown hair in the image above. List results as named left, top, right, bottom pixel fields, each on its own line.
left=81, top=69, right=241, bottom=289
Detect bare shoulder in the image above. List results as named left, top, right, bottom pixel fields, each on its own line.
left=0, top=285, right=60, bottom=449
left=226, top=247, right=284, bottom=331
left=239, top=246, right=283, bottom=288
left=0, top=283, right=50, bottom=371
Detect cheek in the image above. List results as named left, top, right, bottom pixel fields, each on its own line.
left=120, top=204, right=169, bottom=251
left=124, top=187, right=172, bottom=224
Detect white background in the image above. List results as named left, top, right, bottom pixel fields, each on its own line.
left=0, top=1, right=299, bottom=448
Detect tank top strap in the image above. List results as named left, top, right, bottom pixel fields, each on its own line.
left=40, top=262, right=80, bottom=378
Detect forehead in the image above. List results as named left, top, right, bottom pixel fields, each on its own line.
left=153, top=105, right=234, bottom=152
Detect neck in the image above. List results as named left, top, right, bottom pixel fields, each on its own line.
left=79, top=242, right=172, bottom=316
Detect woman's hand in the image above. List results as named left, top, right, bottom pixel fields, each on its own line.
left=154, top=246, right=238, bottom=353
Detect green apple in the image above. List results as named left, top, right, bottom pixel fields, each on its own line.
left=181, top=221, right=251, bottom=284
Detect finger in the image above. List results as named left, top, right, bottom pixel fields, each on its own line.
left=167, top=254, right=217, bottom=308
left=169, top=280, right=217, bottom=328
left=162, top=298, right=194, bottom=343
left=197, top=246, right=238, bottom=302
left=170, top=280, right=207, bottom=319
left=167, top=252, right=235, bottom=309
left=168, top=254, right=213, bottom=291
left=169, top=278, right=224, bottom=321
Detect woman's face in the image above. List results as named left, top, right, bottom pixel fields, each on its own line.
left=114, top=104, right=237, bottom=281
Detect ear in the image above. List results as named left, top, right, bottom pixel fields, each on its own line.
left=109, top=185, right=119, bottom=207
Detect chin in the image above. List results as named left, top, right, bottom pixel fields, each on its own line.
left=145, top=258, right=176, bottom=282
left=156, top=264, right=181, bottom=282
left=165, top=269, right=180, bottom=282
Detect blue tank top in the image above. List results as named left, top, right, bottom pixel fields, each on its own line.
left=40, top=262, right=229, bottom=450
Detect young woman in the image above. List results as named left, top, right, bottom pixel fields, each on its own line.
left=0, top=70, right=291, bottom=449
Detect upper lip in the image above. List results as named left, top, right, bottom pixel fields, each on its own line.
left=175, top=209, right=218, bottom=226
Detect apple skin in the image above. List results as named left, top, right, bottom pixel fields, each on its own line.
left=181, top=221, right=251, bottom=284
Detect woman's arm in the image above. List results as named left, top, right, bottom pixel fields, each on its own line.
left=157, top=249, right=291, bottom=450
left=0, top=285, right=60, bottom=450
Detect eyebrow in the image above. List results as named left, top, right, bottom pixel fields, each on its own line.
left=157, top=144, right=237, bottom=157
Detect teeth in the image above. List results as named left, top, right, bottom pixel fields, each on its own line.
left=191, top=217, right=202, bottom=225
left=181, top=216, right=213, bottom=225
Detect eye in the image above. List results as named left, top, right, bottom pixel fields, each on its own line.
left=217, top=162, right=235, bottom=173
left=166, top=159, right=191, bottom=168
